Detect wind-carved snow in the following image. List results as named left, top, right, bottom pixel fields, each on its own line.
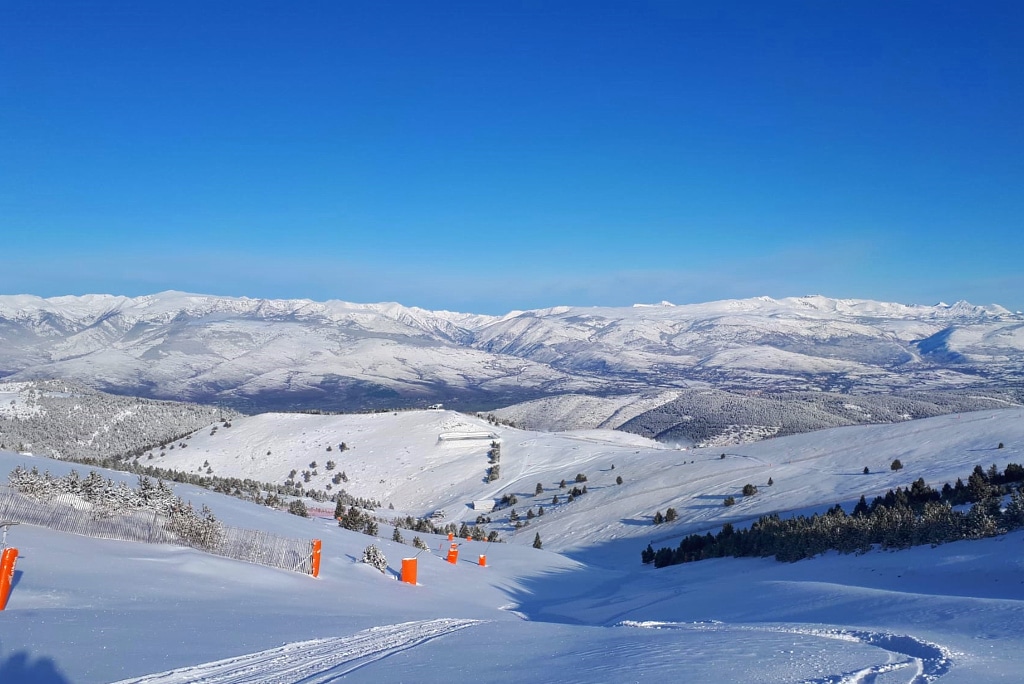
left=110, top=619, right=482, bottom=684
left=619, top=621, right=955, bottom=683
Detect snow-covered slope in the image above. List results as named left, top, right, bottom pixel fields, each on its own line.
left=1, top=292, right=1021, bottom=419
left=2, top=408, right=1024, bottom=682
left=0, top=379, right=239, bottom=460
left=147, top=407, right=1024, bottom=556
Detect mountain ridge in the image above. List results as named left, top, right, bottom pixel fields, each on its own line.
left=1, top=291, right=1021, bottom=434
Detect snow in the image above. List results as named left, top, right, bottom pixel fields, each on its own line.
left=2, top=409, right=1024, bottom=681
left=2, top=292, right=1021, bottom=417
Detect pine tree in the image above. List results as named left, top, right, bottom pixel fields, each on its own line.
left=641, top=543, right=655, bottom=564
left=392, top=526, right=404, bottom=543
left=665, top=507, right=678, bottom=522
left=532, top=533, right=542, bottom=549
left=853, top=495, right=869, bottom=517
left=653, top=511, right=664, bottom=525
left=361, top=544, right=388, bottom=573
left=535, top=482, right=544, bottom=496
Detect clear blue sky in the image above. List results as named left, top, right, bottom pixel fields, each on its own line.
left=2, top=1, right=1022, bottom=313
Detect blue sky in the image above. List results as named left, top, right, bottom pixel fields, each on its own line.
left=2, top=1, right=1022, bottom=313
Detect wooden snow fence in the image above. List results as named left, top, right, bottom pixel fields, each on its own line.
left=0, top=485, right=319, bottom=576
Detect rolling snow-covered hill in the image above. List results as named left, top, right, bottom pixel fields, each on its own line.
left=0, top=379, right=240, bottom=460
left=148, top=406, right=1024, bottom=555
left=2, top=408, right=1024, bottom=681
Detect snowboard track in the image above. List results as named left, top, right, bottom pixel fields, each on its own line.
left=111, top=618, right=483, bottom=684
left=618, top=620, right=955, bottom=684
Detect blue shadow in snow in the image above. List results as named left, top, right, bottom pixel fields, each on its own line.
left=0, top=640, right=73, bottom=684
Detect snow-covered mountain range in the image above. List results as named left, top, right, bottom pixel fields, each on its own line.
left=1, top=291, right=1021, bottom=431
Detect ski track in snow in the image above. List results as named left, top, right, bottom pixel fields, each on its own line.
left=618, top=621, right=955, bottom=684
left=110, top=618, right=482, bottom=684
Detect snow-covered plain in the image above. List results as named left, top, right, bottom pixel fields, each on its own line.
left=1, top=409, right=1024, bottom=682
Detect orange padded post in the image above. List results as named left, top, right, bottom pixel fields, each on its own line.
left=446, top=543, right=459, bottom=564
left=311, top=539, right=322, bottom=578
left=447, top=532, right=454, bottom=541
left=479, top=554, right=486, bottom=567
left=0, top=548, right=18, bottom=611
left=401, top=557, right=417, bottom=585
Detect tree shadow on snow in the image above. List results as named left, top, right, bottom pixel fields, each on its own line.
left=0, top=641, right=73, bottom=684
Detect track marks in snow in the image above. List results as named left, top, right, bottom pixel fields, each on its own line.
left=111, top=618, right=482, bottom=684
left=784, top=628, right=954, bottom=684
left=618, top=621, right=954, bottom=683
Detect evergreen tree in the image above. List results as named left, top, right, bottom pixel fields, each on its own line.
left=853, top=495, right=869, bottom=517
left=641, top=543, right=655, bottom=564
left=535, top=482, right=544, bottom=495
left=653, top=511, right=664, bottom=525
left=890, top=459, right=904, bottom=471
left=532, top=533, right=542, bottom=549
left=392, top=526, right=404, bottom=543
left=665, top=507, right=678, bottom=522
left=287, top=499, right=309, bottom=517
left=361, top=544, right=388, bottom=573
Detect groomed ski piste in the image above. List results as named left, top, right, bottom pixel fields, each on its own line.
left=1, top=407, right=1023, bottom=682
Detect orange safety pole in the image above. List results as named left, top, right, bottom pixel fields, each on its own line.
left=401, top=557, right=417, bottom=585
left=446, top=543, right=459, bottom=564
left=310, top=539, right=322, bottom=578
left=479, top=554, right=486, bottom=568
left=0, top=548, right=18, bottom=611
left=447, top=532, right=454, bottom=541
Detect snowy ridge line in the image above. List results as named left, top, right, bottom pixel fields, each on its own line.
left=110, top=618, right=483, bottom=684
left=617, top=621, right=955, bottom=683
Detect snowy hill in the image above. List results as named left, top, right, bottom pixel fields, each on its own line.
left=0, top=379, right=239, bottom=460
left=2, top=409, right=1024, bottom=681
left=1, top=292, right=1021, bottom=426
left=149, top=407, right=1024, bottom=556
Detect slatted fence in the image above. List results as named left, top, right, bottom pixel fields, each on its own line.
left=0, top=485, right=317, bottom=575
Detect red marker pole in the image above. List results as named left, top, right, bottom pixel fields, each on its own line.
left=0, top=548, right=18, bottom=610
left=310, top=539, right=322, bottom=578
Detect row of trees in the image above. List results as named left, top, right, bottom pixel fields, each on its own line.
left=8, top=466, right=223, bottom=551
left=643, top=462, right=1024, bottom=567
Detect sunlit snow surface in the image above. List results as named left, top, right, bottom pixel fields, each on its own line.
left=1, top=408, right=1023, bottom=682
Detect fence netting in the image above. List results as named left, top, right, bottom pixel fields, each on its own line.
left=0, top=484, right=315, bottom=575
